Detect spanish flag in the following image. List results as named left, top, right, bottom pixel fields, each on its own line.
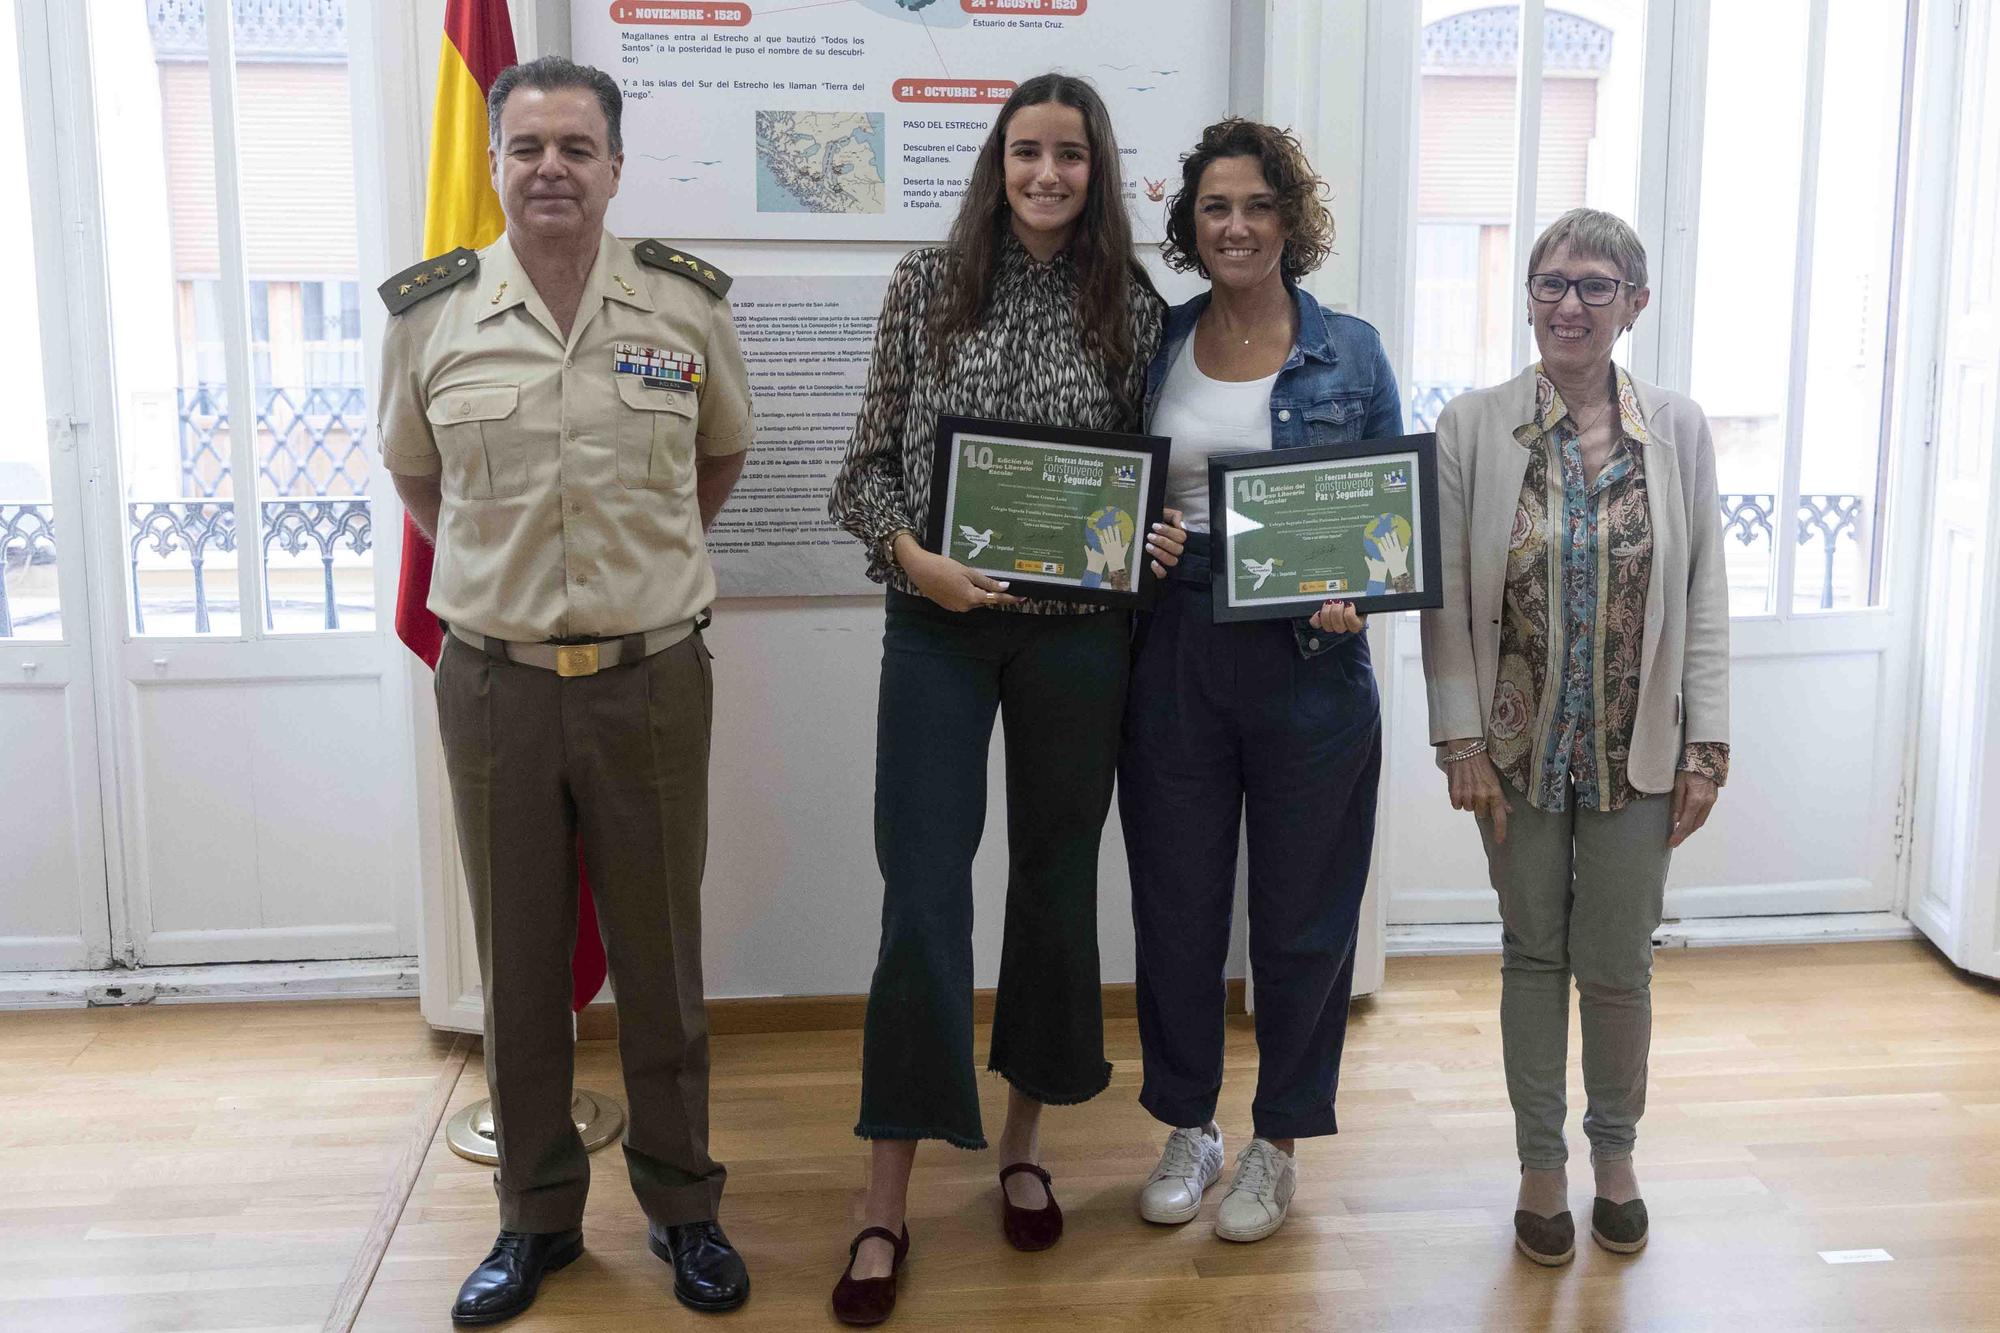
left=395, top=1, right=611, bottom=1012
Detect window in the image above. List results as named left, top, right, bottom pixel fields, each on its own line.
left=0, top=0, right=61, bottom=639
left=1410, top=1, right=1915, bottom=616
left=1410, top=3, right=1649, bottom=430
left=1692, top=1, right=1912, bottom=615
left=101, top=0, right=375, bottom=634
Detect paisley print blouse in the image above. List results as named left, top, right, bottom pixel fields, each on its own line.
left=1489, top=366, right=1730, bottom=812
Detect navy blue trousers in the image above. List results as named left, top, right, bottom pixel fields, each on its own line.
left=1118, top=541, right=1382, bottom=1141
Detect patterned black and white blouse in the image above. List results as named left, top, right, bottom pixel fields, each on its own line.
left=828, top=230, right=1165, bottom=614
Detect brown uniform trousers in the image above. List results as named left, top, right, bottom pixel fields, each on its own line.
left=435, top=628, right=722, bottom=1232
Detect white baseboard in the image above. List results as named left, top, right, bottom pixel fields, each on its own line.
left=1387, top=912, right=1920, bottom=957
left=0, top=957, right=419, bottom=1009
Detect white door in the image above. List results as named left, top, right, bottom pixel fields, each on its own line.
left=1908, top=0, right=2000, bottom=980
left=0, top=0, right=113, bottom=971
left=0, top=1, right=420, bottom=971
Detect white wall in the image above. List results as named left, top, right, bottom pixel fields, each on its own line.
left=378, top=1, right=1403, bottom=1021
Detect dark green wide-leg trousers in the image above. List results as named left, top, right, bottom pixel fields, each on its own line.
left=855, top=590, right=1129, bottom=1148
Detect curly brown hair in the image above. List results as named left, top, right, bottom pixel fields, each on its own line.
left=1160, top=118, right=1335, bottom=282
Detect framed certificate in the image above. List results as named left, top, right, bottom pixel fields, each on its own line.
left=1209, top=433, right=1443, bottom=621
left=926, top=415, right=1172, bottom=608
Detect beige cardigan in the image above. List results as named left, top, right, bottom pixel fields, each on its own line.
left=1419, top=365, right=1730, bottom=795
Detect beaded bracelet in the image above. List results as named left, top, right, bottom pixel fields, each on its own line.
left=1441, top=739, right=1488, bottom=764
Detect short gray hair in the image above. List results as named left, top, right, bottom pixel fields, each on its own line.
left=487, top=56, right=623, bottom=156
left=1528, top=207, right=1648, bottom=289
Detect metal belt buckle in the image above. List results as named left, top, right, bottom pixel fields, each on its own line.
left=554, top=643, right=600, bottom=678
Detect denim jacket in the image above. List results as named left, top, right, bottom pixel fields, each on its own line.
left=1142, top=282, right=1405, bottom=657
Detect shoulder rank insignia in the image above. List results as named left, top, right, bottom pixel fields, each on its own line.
left=378, top=248, right=478, bottom=315
left=634, top=241, right=733, bottom=299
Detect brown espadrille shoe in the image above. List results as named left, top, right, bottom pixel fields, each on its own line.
left=1591, top=1197, right=1649, bottom=1253
left=1514, top=1209, right=1576, bottom=1266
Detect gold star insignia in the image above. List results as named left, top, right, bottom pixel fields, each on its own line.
left=398, top=283, right=413, bottom=295
left=432, top=266, right=448, bottom=278
left=412, top=273, right=430, bottom=286
left=670, top=254, right=688, bottom=265
left=704, top=269, right=717, bottom=280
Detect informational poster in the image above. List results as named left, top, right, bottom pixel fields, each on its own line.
left=703, top=274, right=887, bottom=597
left=577, top=1, right=1231, bottom=241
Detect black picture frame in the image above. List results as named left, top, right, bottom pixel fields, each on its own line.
left=1207, top=432, right=1444, bottom=622
left=924, top=414, right=1173, bottom=609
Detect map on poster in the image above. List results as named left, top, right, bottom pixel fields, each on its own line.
left=576, top=1, right=1231, bottom=242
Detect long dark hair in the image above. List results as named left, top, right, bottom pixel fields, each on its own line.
left=930, top=73, right=1140, bottom=369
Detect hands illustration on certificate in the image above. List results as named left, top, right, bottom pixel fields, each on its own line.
left=1081, top=509, right=1134, bottom=591
left=1365, top=525, right=1412, bottom=596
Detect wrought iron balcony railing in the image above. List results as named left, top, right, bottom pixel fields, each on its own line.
left=178, top=383, right=372, bottom=499
left=1, top=488, right=1867, bottom=637
left=1406, top=382, right=1472, bottom=433
left=127, top=498, right=373, bottom=633
left=147, top=0, right=348, bottom=62
left=0, top=503, right=57, bottom=638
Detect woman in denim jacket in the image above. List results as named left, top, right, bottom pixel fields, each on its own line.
left=1119, top=118, right=1401, bottom=1244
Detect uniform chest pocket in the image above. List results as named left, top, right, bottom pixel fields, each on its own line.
left=1303, top=395, right=1369, bottom=444
left=615, top=376, right=698, bottom=491
left=425, top=385, right=523, bottom=499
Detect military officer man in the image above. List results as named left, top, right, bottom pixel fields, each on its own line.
left=375, top=56, right=753, bottom=1324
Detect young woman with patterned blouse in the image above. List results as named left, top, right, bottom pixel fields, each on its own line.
left=1420, top=208, right=1731, bottom=1267
left=825, top=73, right=1180, bottom=1325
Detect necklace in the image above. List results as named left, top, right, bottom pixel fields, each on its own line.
left=1205, top=316, right=1260, bottom=349
left=1573, top=396, right=1614, bottom=438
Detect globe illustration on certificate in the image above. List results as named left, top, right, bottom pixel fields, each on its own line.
left=1362, top=512, right=1412, bottom=562
left=1085, top=507, right=1135, bottom=556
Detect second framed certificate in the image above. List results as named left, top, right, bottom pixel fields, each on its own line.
left=926, top=415, right=1172, bottom=608
left=1209, top=433, right=1443, bottom=620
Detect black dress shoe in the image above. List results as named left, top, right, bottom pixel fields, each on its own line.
left=451, top=1228, right=583, bottom=1325
left=648, top=1218, right=751, bottom=1313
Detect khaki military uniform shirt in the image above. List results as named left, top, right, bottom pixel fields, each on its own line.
left=377, top=229, right=753, bottom=642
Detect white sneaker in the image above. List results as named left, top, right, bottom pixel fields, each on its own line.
left=1214, top=1138, right=1296, bottom=1242
left=1138, top=1126, right=1225, bottom=1224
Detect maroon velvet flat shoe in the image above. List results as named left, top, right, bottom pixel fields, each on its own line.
left=832, top=1224, right=909, bottom=1327
left=999, top=1162, right=1063, bottom=1251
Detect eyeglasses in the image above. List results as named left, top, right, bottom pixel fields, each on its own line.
left=1526, top=273, right=1636, bottom=307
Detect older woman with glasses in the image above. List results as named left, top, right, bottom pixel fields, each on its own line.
left=1420, top=208, right=1730, bottom=1266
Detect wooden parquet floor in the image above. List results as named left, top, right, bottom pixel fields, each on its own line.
left=3, top=940, right=1998, bottom=1331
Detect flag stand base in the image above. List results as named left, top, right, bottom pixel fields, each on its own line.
left=445, top=1089, right=625, bottom=1165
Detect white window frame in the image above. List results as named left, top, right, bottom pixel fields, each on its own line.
left=93, top=0, right=396, bottom=643
left=1407, top=0, right=1924, bottom=627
